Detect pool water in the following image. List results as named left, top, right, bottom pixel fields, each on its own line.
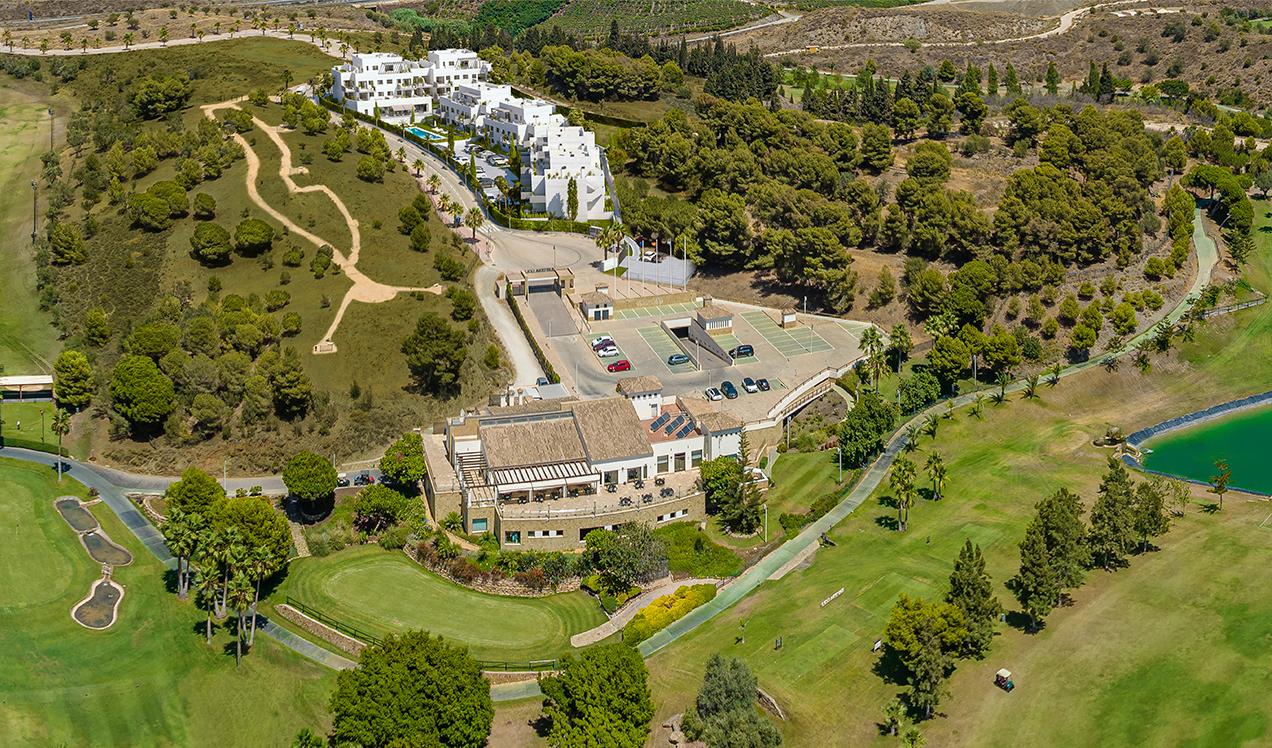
left=1143, top=403, right=1272, bottom=494
left=406, top=126, right=442, bottom=141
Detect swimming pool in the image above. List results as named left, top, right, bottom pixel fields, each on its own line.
left=406, top=126, right=443, bottom=141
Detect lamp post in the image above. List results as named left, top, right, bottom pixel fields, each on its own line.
left=30, top=180, right=37, bottom=244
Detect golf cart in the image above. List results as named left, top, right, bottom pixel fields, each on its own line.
left=994, top=668, right=1015, bottom=692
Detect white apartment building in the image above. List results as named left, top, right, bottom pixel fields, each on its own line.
left=436, top=82, right=517, bottom=132
left=330, top=49, right=490, bottom=125
left=523, top=123, right=609, bottom=220
left=424, top=48, right=491, bottom=98
left=483, top=97, right=557, bottom=150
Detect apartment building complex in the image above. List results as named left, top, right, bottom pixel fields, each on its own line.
left=330, top=49, right=491, bottom=124
left=422, top=377, right=743, bottom=551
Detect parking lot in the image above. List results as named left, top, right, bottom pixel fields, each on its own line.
left=740, top=310, right=834, bottom=358
left=611, top=300, right=700, bottom=321
left=546, top=298, right=870, bottom=420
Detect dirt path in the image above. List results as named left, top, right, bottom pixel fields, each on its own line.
left=202, top=98, right=444, bottom=354
left=569, top=577, right=723, bottom=648
left=763, top=0, right=1155, bottom=57
left=0, top=29, right=345, bottom=58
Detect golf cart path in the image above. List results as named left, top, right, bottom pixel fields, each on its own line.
left=201, top=98, right=444, bottom=351
left=763, top=0, right=1154, bottom=57
left=570, top=577, right=722, bottom=647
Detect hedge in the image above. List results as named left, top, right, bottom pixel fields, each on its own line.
left=582, top=573, right=639, bottom=614
left=505, top=293, right=561, bottom=384
left=622, top=584, right=716, bottom=644
left=0, top=436, right=69, bottom=457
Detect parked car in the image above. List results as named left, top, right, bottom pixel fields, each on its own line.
left=336, top=473, right=350, bottom=488
left=536, top=376, right=551, bottom=387
left=742, top=377, right=759, bottom=393
left=756, top=378, right=771, bottom=391
left=705, top=387, right=724, bottom=401
left=593, top=340, right=618, bottom=353
left=478, top=177, right=495, bottom=188
left=729, top=344, right=754, bottom=359
left=491, top=156, right=509, bottom=167
left=590, top=335, right=614, bottom=348
left=607, top=359, right=632, bottom=373
left=641, top=249, right=657, bottom=262
left=353, top=472, right=375, bottom=486
left=721, top=381, right=739, bottom=399
left=597, top=346, right=621, bottom=358
left=667, top=353, right=690, bottom=366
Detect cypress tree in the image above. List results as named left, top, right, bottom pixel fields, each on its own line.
left=986, top=63, right=999, bottom=98
left=946, top=540, right=1001, bottom=658
left=1045, top=62, right=1061, bottom=96
left=907, top=637, right=949, bottom=719
left=1004, top=63, right=1022, bottom=96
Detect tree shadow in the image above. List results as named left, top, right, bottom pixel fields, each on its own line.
left=875, top=515, right=899, bottom=531
left=287, top=494, right=334, bottom=524
left=1004, top=610, right=1043, bottom=634
left=871, top=646, right=909, bottom=686
left=1200, top=502, right=1221, bottom=514
left=529, top=713, right=552, bottom=738
left=162, top=567, right=181, bottom=595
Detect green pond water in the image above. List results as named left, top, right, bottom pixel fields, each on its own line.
left=1143, top=403, right=1272, bottom=494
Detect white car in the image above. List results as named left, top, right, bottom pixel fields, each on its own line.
left=597, top=346, right=621, bottom=358
left=705, top=387, right=724, bottom=401
left=641, top=250, right=657, bottom=262
left=590, top=335, right=614, bottom=348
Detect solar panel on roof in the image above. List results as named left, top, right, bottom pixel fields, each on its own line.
left=664, top=415, right=685, bottom=435
left=675, top=424, right=694, bottom=439
left=649, top=413, right=670, bottom=431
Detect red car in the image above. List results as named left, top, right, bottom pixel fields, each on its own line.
left=607, top=359, right=632, bottom=373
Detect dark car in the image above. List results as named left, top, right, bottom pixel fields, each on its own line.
left=721, top=380, right=739, bottom=399
left=729, top=344, right=754, bottom=359
left=756, top=378, right=771, bottom=392
left=607, top=359, right=632, bottom=373
left=354, top=472, right=375, bottom=486
left=667, top=353, right=690, bottom=366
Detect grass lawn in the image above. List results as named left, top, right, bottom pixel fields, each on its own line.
left=655, top=521, right=743, bottom=578
left=272, top=545, right=607, bottom=663
left=0, top=457, right=335, bottom=745
left=0, top=86, right=63, bottom=374
left=644, top=202, right=1272, bottom=745
left=0, top=401, right=59, bottom=451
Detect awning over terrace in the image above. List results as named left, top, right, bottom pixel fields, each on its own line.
left=489, top=461, right=598, bottom=487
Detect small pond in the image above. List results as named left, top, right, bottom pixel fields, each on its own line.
left=1142, top=403, right=1272, bottom=495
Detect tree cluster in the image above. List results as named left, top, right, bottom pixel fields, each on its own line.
left=539, top=643, right=653, bottom=748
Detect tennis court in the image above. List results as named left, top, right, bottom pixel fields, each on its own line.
left=612, top=300, right=700, bottom=321
left=741, top=311, right=833, bottom=358
left=637, top=327, right=697, bottom=374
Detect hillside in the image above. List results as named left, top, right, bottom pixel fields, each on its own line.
left=538, top=0, right=769, bottom=37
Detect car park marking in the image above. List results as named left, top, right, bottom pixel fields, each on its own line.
left=637, top=326, right=697, bottom=374
left=712, top=332, right=757, bottom=362
left=740, top=311, right=833, bottom=358
left=612, top=301, right=700, bottom=321
left=589, top=331, right=631, bottom=372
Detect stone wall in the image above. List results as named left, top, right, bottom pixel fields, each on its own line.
left=403, top=544, right=584, bottom=597
left=276, top=604, right=366, bottom=656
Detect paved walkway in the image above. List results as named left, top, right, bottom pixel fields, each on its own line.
left=570, top=577, right=721, bottom=647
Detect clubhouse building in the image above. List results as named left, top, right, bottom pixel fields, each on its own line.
left=422, top=376, right=743, bottom=551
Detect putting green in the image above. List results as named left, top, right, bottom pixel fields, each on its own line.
left=276, top=547, right=606, bottom=662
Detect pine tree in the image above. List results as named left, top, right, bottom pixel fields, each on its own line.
left=1011, top=520, right=1060, bottom=630
left=1087, top=458, right=1137, bottom=570
left=907, top=636, right=949, bottom=719
left=946, top=540, right=1001, bottom=658
left=986, top=64, right=999, bottom=98
left=1132, top=479, right=1170, bottom=552
left=1035, top=488, right=1088, bottom=589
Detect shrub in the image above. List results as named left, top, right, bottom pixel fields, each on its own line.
left=654, top=523, right=743, bottom=578
left=378, top=523, right=411, bottom=551
left=434, top=251, right=464, bottom=281
left=622, top=584, right=717, bottom=644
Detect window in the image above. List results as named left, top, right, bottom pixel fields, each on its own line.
left=471, top=518, right=488, bottom=533
left=504, top=531, right=521, bottom=545
left=675, top=452, right=687, bottom=472
left=528, top=529, right=563, bottom=538
left=657, top=455, right=670, bottom=474
left=690, top=450, right=703, bottom=468
left=657, top=509, right=688, bottom=523
left=603, top=470, right=619, bottom=485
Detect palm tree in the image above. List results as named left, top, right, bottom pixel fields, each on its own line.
left=247, top=545, right=273, bottom=646
left=889, top=457, right=916, bottom=531
left=903, top=424, right=920, bottom=452
left=463, top=206, right=484, bottom=240
left=860, top=326, right=886, bottom=389
left=970, top=393, right=985, bottom=419
left=50, top=409, right=71, bottom=478
left=193, top=564, right=219, bottom=644
left=495, top=175, right=510, bottom=212
left=3, top=30, right=11, bottom=51
left=213, top=526, right=244, bottom=618
left=1022, top=373, right=1040, bottom=399
left=162, top=507, right=203, bottom=599
left=426, top=172, right=439, bottom=192
left=925, top=452, right=947, bottom=501
left=992, top=371, right=1010, bottom=404
left=1048, top=361, right=1063, bottom=386
left=120, top=33, right=132, bottom=50
left=437, top=194, right=453, bottom=217
left=228, top=572, right=254, bottom=666
left=889, top=324, right=912, bottom=374
left=923, top=413, right=940, bottom=440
